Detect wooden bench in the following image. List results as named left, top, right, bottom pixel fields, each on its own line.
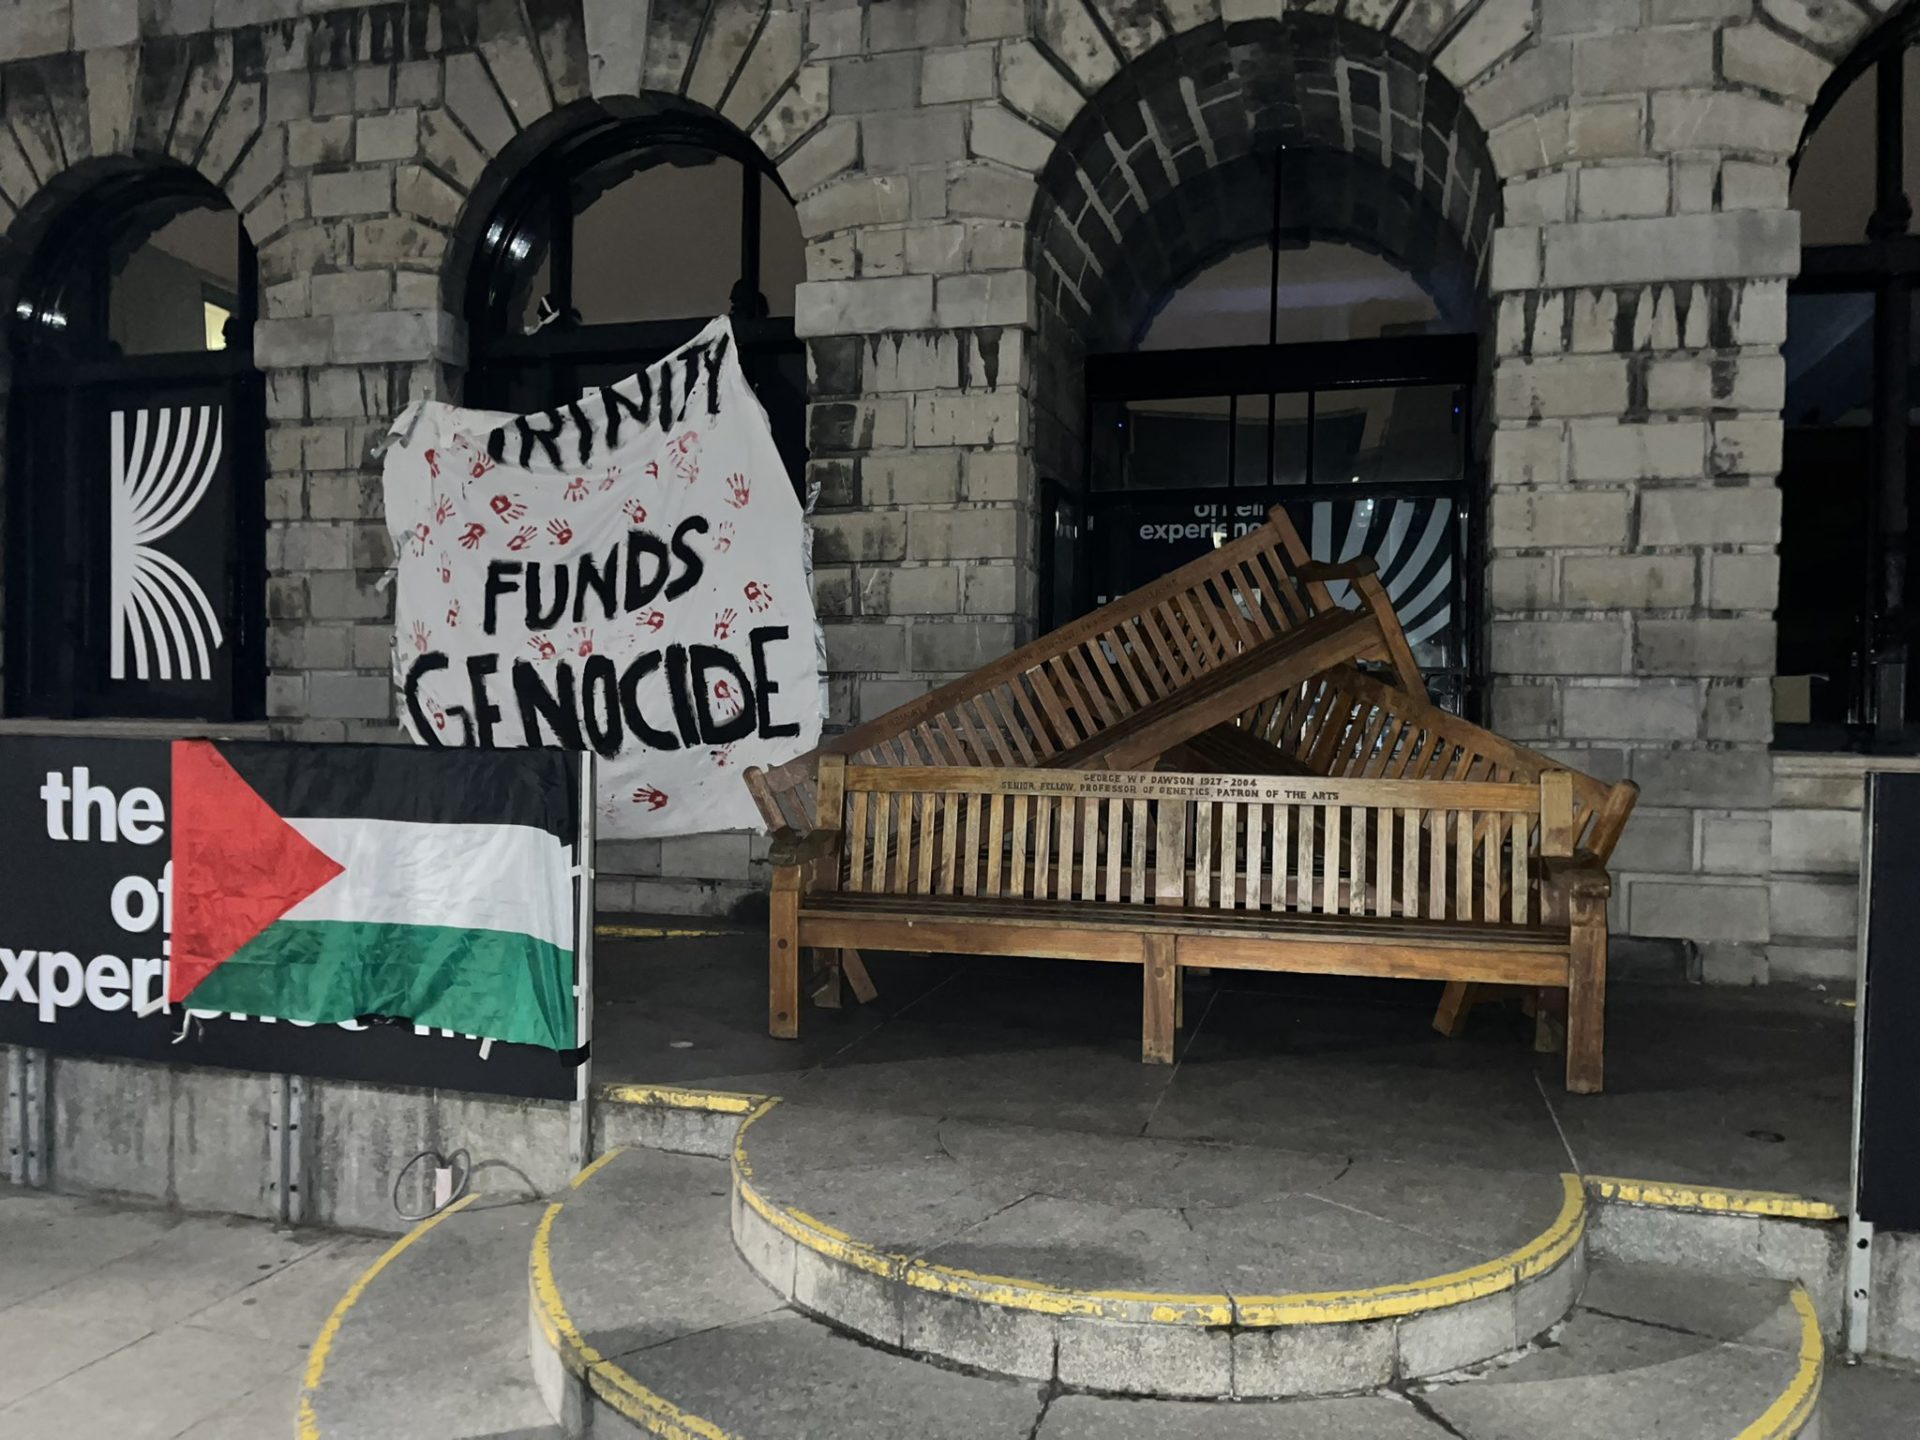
left=745, top=507, right=1424, bottom=833
left=766, top=758, right=1615, bottom=1093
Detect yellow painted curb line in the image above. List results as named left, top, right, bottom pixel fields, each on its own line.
left=530, top=1159, right=741, bottom=1440
left=1589, top=1177, right=1843, bottom=1223
left=297, top=1191, right=480, bottom=1440
left=1735, top=1287, right=1824, bottom=1440
left=594, top=924, right=735, bottom=940
left=597, top=1082, right=768, bottom=1115
left=731, top=1101, right=1586, bottom=1329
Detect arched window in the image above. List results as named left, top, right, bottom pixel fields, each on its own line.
left=4, top=166, right=264, bottom=721
left=1785, top=12, right=1920, bottom=741
left=1055, top=154, right=1480, bottom=711
left=462, top=107, right=807, bottom=486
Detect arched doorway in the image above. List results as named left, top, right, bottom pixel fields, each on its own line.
left=457, top=100, right=809, bottom=489
left=1027, top=19, right=1497, bottom=712
left=3, top=163, right=265, bottom=721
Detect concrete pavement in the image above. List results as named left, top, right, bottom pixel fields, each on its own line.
left=0, top=1182, right=383, bottom=1439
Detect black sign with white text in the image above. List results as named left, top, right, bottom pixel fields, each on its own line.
left=0, top=735, right=580, bottom=1100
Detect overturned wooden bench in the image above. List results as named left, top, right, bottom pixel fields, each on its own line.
left=745, top=506, right=1424, bottom=833
left=766, top=758, right=1615, bottom=1093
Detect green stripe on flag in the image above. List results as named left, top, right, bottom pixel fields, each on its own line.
left=182, top=920, right=576, bottom=1051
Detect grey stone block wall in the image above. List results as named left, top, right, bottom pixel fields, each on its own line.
left=0, top=0, right=1903, bottom=947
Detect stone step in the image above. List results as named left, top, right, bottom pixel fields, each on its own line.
left=301, top=1190, right=562, bottom=1440
left=727, top=1096, right=1587, bottom=1397
left=530, top=1146, right=1823, bottom=1440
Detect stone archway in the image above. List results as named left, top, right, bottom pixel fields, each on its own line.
left=1020, top=13, right=1503, bottom=486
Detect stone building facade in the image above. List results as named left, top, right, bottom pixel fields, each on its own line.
left=0, top=0, right=1901, bottom=979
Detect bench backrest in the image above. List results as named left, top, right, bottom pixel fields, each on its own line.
left=1244, top=663, right=1638, bottom=864
left=747, top=507, right=1416, bottom=831
left=823, top=760, right=1577, bottom=930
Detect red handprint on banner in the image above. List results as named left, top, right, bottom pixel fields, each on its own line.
left=713, top=608, right=737, bottom=640
left=710, top=745, right=735, bottom=768
left=569, top=625, right=595, bottom=656
left=406, top=522, right=431, bottom=556
left=714, top=521, right=735, bottom=553
left=744, top=580, right=774, bottom=614
left=433, top=493, right=456, bottom=524
left=564, top=476, right=588, bottom=503
left=489, top=493, right=526, bottom=521
left=667, top=431, right=702, bottom=484
left=724, top=472, right=750, bottom=509
left=622, top=498, right=649, bottom=525
left=632, top=786, right=670, bottom=812
left=437, top=552, right=452, bottom=584
left=425, top=698, right=448, bottom=732
left=409, top=621, right=432, bottom=653
left=424, top=448, right=441, bottom=480
left=599, top=465, right=622, bottom=491
left=633, top=609, right=666, bottom=633
left=527, top=634, right=557, bottom=660
left=507, top=525, right=538, bottom=551
left=547, top=517, right=574, bottom=545
left=458, top=522, right=487, bottom=550
left=713, top=678, right=744, bottom=719
left=643, top=460, right=660, bottom=482
left=445, top=599, right=461, bottom=628
left=469, top=451, right=495, bottom=480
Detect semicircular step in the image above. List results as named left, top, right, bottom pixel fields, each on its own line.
left=530, top=1147, right=1821, bottom=1440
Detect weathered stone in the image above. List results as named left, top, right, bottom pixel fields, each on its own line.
left=722, top=9, right=803, bottom=130
left=998, top=38, right=1084, bottom=133
left=1572, top=29, right=1714, bottom=95
left=1629, top=877, right=1770, bottom=943
left=1489, top=491, right=1632, bottom=550
left=923, top=46, right=997, bottom=104
left=1568, top=421, right=1707, bottom=482
left=1561, top=555, right=1697, bottom=610
left=1638, top=487, right=1782, bottom=547
left=1491, top=619, right=1630, bottom=675
left=1563, top=681, right=1702, bottom=741
left=831, top=53, right=921, bottom=113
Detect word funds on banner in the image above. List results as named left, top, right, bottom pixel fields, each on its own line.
left=384, top=318, right=823, bottom=839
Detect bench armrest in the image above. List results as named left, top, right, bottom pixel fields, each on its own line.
left=1293, top=556, right=1379, bottom=583
left=1539, top=851, right=1612, bottom=901
left=768, top=826, right=842, bottom=869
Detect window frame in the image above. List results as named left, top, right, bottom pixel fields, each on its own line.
left=4, top=169, right=265, bottom=723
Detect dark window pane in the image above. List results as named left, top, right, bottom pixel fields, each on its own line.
left=109, top=207, right=242, bottom=356
left=571, top=147, right=744, bottom=324
left=1310, top=384, right=1464, bottom=486
left=761, top=171, right=803, bottom=318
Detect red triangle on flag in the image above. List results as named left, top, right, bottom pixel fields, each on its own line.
left=168, top=740, right=345, bottom=1004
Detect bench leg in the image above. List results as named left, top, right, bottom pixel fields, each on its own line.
left=770, top=889, right=800, bottom=1040
left=1566, top=896, right=1607, bottom=1095
left=1142, top=936, right=1176, bottom=1065
left=810, top=949, right=843, bottom=1009
left=1433, top=981, right=1475, bottom=1037
left=842, top=949, right=879, bottom=1004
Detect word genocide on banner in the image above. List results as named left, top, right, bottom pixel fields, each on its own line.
left=383, top=318, right=824, bottom=839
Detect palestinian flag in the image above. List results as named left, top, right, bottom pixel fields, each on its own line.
left=168, top=740, right=580, bottom=1051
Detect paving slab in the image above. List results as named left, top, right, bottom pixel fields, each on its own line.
left=588, top=934, right=1852, bottom=1205
left=739, top=1098, right=1571, bottom=1299
left=1039, top=1391, right=1451, bottom=1438
left=1418, top=1260, right=1816, bottom=1440
left=1819, top=1359, right=1920, bottom=1438
left=302, top=1192, right=562, bottom=1440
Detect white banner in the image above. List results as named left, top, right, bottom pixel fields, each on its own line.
left=382, top=318, right=822, bottom=839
